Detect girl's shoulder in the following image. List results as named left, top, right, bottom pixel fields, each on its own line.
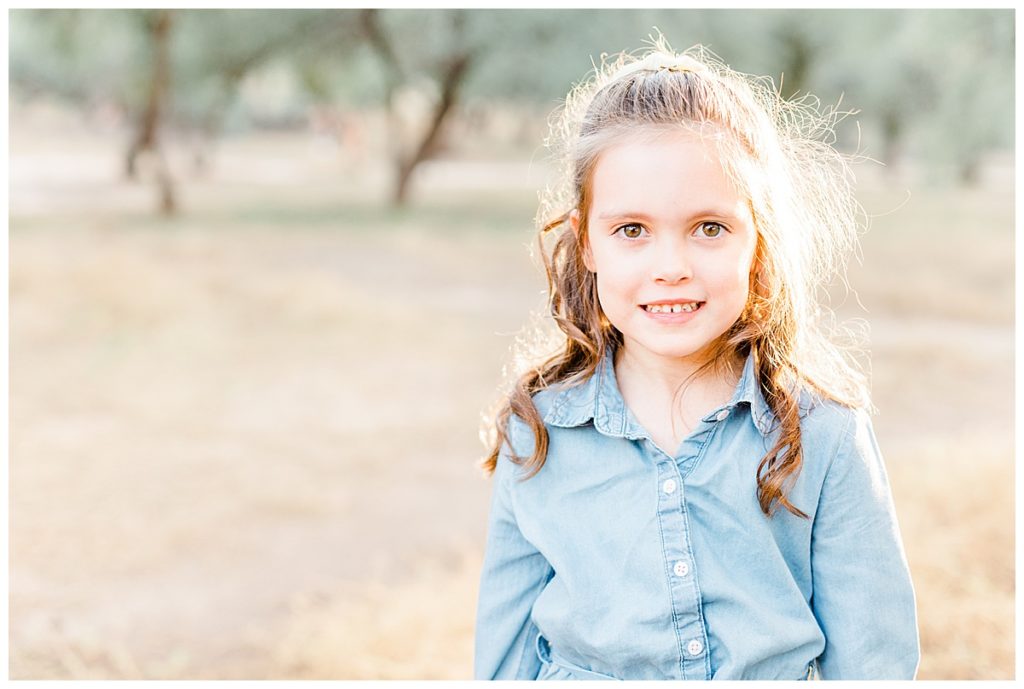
left=797, top=392, right=880, bottom=474
left=530, top=370, right=603, bottom=429
left=800, top=385, right=873, bottom=430
left=500, top=371, right=603, bottom=463
left=744, top=362, right=870, bottom=443
left=499, top=385, right=568, bottom=453
left=799, top=391, right=864, bottom=428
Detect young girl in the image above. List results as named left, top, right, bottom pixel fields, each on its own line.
left=474, top=41, right=919, bottom=681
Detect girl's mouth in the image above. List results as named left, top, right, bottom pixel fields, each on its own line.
left=642, top=301, right=704, bottom=314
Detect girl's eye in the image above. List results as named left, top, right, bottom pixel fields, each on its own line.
left=696, top=222, right=726, bottom=238
left=615, top=223, right=646, bottom=239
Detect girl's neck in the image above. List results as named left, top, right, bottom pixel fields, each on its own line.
left=613, top=343, right=744, bottom=453
left=613, top=343, right=741, bottom=399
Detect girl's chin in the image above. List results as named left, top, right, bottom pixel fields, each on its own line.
left=619, top=338, right=718, bottom=364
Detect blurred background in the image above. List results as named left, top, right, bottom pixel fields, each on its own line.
left=8, top=8, right=1013, bottom=680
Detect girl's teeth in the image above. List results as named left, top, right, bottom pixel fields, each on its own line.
left=646, top=303, right=699, bottom=313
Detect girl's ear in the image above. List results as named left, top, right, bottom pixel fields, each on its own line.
left=570, top=209, right=596, bottom=273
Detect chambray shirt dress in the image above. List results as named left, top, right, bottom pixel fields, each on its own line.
left=474, top=349, right=920, bottom=680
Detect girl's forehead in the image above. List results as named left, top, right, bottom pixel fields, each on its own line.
left=590, top=124, right=754, bottom=184
left=595, top=130, right=719, bottom=176
left=588, top=128, right=752, bottom=214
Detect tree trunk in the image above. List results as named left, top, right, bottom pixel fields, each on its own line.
left=359, top=9, right=403, bottom=170
left=776, top=24, right=813, bottom=99
left=881, top=108, right=902, bottom=178
left=125, top=9, right=176, bottom=216
left=393, top=52, right=471, bottom=206
left=958, top=157, right=979, bottom=186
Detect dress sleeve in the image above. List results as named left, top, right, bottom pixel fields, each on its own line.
left=809, top=408, right=921, bottom=679
left=473, top=430, right=554, bottom=680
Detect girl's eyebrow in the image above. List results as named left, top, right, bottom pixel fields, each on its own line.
left=595, top=208, right=740, bottom=222
left=596, top=210, right=656, bottom=221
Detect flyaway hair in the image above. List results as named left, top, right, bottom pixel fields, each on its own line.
left=482, top=37, right=870, bottom=519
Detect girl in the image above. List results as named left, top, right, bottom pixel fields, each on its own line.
left=473, top=41, right=920, bottom=681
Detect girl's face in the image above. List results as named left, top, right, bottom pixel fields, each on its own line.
left=574, top=129, right=758, bottom=369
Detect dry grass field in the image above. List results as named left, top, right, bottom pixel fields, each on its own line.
left=9, top=105, right=1014, bottom=679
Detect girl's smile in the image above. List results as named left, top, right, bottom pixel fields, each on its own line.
left=574, top=128, right=757, bottom=369
left=641, top=299, right=704, bottom=322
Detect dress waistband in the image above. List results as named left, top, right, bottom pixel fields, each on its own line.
left=536, top=632, right=818, bottom=681
left=536, top=634, right=619, bottom=681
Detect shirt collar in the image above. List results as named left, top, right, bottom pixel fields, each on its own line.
left=542, top=347, right=808, bottom=438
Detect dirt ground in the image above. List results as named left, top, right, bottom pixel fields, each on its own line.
left=8, top=106, right=1015, bottom=679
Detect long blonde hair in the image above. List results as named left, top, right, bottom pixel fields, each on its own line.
left=483, top=39, right=869, bottom=519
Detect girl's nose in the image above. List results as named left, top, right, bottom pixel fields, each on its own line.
left=652, top=238, right=693, bottom=284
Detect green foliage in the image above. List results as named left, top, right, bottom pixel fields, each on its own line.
left=9, top=8, right=1014, bottom=183
left=10, top=9, right=148, bottom=107
left=170, top=10, right=365, bottom=129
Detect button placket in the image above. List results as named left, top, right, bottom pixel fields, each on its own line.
left=652, top=460, right=709, bottom=679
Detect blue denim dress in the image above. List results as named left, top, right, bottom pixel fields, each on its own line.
left=474, top=350, right=919, bottom=680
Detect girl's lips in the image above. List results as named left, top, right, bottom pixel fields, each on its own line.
left=639, top=301, right=705, bottom=322
left=641, top=300, right=704, bottom=313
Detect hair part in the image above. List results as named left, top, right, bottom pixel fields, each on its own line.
left=482, top=37, right=869, bottom=519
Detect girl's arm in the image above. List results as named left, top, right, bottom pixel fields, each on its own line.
left=474, top=434, right=554, bottom=680
left=810, top=407, right=921, bottom=679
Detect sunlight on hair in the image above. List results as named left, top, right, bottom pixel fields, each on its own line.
left=485, top=32, right=876, bottom=517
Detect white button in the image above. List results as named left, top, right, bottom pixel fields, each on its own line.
left=715, top=409, right=730, bottom=421
left=662, top=479, right=677, bottom=494
left=673, top=561, right=689, bottom=577
left=687, top=639, right=704, bottom=656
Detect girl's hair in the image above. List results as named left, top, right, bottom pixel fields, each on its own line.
left=482, top=38, right=869, bottom=519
